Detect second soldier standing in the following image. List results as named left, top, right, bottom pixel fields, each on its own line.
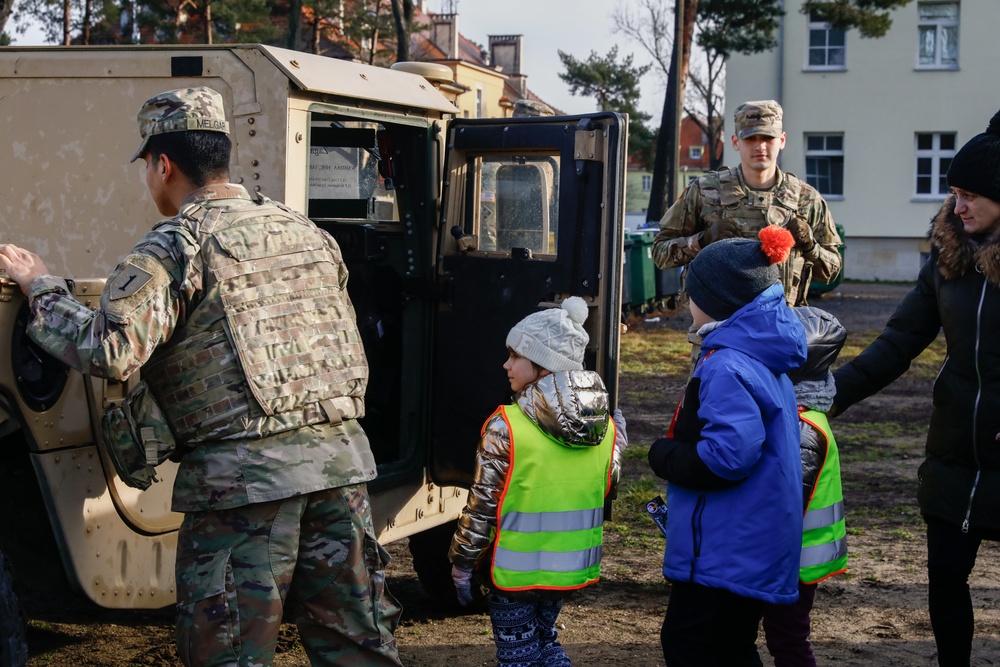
left=652, top=100, right=842, bottom=362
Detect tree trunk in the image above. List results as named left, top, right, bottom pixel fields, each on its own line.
left=389, top=0, right=410, bottom=62
left=83, top=0, right=91, bottom=45
left=63, top=0, right=71, bottom=45
left=287, top=0, right=302, bottom=50
left=312, top=16, right=321, bottom=54
left=0, top=0, right=14, bottom=36
left=205, top=0, right=212, bottom=44
left=645, top=0, right=699, bottom=224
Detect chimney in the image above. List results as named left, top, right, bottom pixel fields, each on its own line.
left=489, top=34, right=523, bottom=75
left=431, top=13, right=459, bottom=59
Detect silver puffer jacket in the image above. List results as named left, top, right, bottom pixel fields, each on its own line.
left=449, top=369, right=628, bottom=572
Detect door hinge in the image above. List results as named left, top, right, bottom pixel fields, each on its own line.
left=574, top=127, right=605, bottom=164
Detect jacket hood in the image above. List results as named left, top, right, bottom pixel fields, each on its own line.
left=515, top=369, right=610, bottom=448
left=932, top=194, right=1000, bottom=286
left=701, top=283, right=807, bottom=374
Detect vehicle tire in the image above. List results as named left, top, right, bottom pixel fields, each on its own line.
left=0, top=548, right=28, bottom=667
left=407, top=519, right=487, bottom=613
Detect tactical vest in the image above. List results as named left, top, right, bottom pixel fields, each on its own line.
left=491, top=404, right=615, bottom=591
left=799, top=410, right=848, bottom=584
left=144, top=194, right=367, bottom=445
left=701, top=167, right=809, bottom=305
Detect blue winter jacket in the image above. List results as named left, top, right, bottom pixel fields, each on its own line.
left=648, top=283, right=807, bottom=604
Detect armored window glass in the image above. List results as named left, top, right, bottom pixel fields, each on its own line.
left=917, top=2, right=959, bottom=68
left=474, top=154, right=560, bottom=257
left=306, top=116, right=399, bottom=222
left=807, top=12, right=847, bottom=69
left=804, top=133, right=844, bottom=197
left=914, top=132, right=956, bottom=197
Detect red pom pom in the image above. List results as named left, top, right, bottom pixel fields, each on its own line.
left=758, top=226, right=794, bottom=264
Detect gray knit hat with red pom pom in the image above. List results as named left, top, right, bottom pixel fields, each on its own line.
left=506, top=297, right=590, bottom=371
left=947, top=109, right=1000, bottom=202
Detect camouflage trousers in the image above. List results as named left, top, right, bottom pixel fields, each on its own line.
left=174, top=483, right=402, bottom=666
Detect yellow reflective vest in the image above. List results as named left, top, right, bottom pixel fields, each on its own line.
left=799, top=410, right=848, bottom=584
left=491, top=404, right=615, bottom=591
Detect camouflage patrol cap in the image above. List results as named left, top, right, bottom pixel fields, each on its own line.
left=129, top=86, right=230, bottom=163
left=733, top=100, right=783, bottom=140
left=513, top=98, right=555, bottom=118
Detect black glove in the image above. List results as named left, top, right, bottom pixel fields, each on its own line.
left=702, top=217, right=740, bottom=246
left=784, top=216, right=816, bottom=253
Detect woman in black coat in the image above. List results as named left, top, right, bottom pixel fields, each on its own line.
left=832, top=109, right=1000, bottom=667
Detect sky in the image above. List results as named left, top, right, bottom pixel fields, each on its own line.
left=439, top=0, right=665, bottom=120
left=8, top=0, right=665, bottom=120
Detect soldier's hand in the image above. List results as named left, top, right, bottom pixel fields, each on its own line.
left=0, top=244, right=50, bottom=296
left=784, top=216, right=816, bottom=253
left=702, top=218, right=739, bottom=246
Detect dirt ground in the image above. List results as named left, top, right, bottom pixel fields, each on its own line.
left=16, top=281, right=1000, bottom=666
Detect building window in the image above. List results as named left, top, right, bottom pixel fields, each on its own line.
left=918, top=2, right=959, bottom=69
left=475, top=87, right=485, bottom=118
left=805, top=134, right=844, bottom=197
left=807, top=11, right=846, bottom=69
left=688, top=146, right=704, bottom=160
left=641, top=175, right=652, bottom=192
left=915, top=132, right=956, bottom=196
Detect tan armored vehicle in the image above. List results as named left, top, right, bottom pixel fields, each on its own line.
left=0, top=44, right=626, bottom=652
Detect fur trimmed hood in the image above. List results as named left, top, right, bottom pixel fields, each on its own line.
left=931, top=195, right=1000, bottom=286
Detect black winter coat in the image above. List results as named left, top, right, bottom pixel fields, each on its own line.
left=833, top=196, right=1000, bottom=533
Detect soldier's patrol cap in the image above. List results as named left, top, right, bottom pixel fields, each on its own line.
left=513, top=98, right=555, bottom=118
left=129, top=86, right=230, bottom=163
left=733, top=100, right=783, bottom=140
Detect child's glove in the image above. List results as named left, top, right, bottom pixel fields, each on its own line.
left=452, top=565, right=474, bottom=607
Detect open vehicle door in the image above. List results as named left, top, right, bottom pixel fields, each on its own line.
left=430, top=113, right=628, bottom=486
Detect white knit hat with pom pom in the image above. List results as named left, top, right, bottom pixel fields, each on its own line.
left=505, top=296, right=590, bottom=372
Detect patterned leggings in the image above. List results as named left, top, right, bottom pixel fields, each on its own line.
left=488, top=592, right=572, bottom=667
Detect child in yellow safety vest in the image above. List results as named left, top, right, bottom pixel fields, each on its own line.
left=762, top=306, right=849, bottom=667
left=448, top=296, right=628, bottom=667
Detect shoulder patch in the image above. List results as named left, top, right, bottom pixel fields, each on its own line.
left=109, top=262, right=154, bottom=300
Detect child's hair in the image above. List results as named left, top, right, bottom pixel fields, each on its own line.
left=505, top=296, right=590, bottom=372
left=685, top=227, right=795, bottom=320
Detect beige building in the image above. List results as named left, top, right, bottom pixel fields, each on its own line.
left=724, top=0, right=1000, bottom=281
left=410, top=8, right=557, bottom=118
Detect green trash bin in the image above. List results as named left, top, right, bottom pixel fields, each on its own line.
left=626, top=230, right=656, bottom=314
left=809, top=223, right=846, bottom=297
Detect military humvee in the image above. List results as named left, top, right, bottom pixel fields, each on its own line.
left=0, top=44, right=626, bottom=648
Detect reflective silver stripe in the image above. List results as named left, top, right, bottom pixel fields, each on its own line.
left=500, top=508, right=604, bottom=533
left=495, top=545, right=603, bottom=573
left=800, top=536, right=847, bottom=569
left=802, top=501, right=844, bottom=532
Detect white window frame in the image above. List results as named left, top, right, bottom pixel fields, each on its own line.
left=917, top=2, right=959, bottom=70
left=688, top=146, right=704, bottom=160
left=806, top=11, right=846, bottom=70
left=641, top=175, right=652, bottom=192
left=914, top=132, right=956, bottom=199
left=804, top=133, right=845, bottom=199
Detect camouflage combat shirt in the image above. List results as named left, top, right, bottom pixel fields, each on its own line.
left=24, top=184, right=377, bottom=512
left=652, top=165, right=843, bottom=306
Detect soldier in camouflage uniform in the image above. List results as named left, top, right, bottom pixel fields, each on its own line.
left=0, top=87, right=402, bottom=667
left=654, top=100, right=842, bottom=303
left=653, top=100, right=843, bottom=363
